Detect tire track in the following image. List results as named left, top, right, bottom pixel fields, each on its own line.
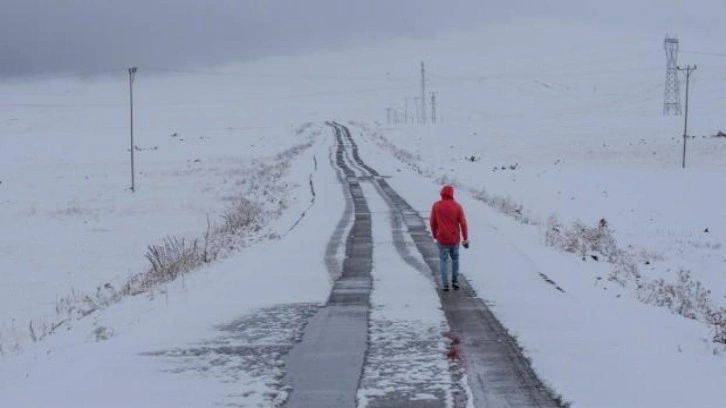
left=324, top=144, right=356, bottom=282
left=332, top=122, right=563, bottom=408
left=331, top=122, right=465, bottom=408
left=284, top=126, right=373, bottom=408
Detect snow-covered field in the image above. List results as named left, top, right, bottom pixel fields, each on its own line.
left=369, top=116, right=726, bottom=298
left=353, top=122, right=726, bottom=406
left=1, top=20, right=725, bottom=407
left=0, top=75, right=323, bottom=349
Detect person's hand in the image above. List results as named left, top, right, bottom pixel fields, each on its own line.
left=462, top=240, right=469, bottom=249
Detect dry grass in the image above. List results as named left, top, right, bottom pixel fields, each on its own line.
left=639, top=270, right=726, bottom=344
left=11, top=137, right=319, bottom=350
left=366, top=125, right=726, bottom=345
left=544, top=216, right=623, bottom=263
left=219, top=199, right=260, bottom=234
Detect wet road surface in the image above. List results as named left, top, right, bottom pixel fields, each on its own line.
left=284, top=122, right=562, bottom=407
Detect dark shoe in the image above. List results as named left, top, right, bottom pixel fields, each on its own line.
left=452, top=282, right=460, bottom=290
left=442, top=285, right=450, bottom=292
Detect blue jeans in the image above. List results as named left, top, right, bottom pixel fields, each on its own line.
left=438, top=243, right=459, bottom=286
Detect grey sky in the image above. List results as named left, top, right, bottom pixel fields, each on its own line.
left=1, top=1, right=722, bottom=78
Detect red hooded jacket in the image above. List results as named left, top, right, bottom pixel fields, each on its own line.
left=430, top=185, right=468, bottom=245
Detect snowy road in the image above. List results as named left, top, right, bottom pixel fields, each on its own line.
left=5, top=118, right=722, bottom=407
left=284, top=124, right=373, bottom=407
left=284, top=123, right=561, bottom=407
left=0, top=121, right=564, bottom=407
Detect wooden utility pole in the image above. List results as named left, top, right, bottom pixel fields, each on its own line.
left=431, top=91, right=437, bottom=123
left=404, top=97, right=411, bottom=123
left=420, top=61, right=426, bottom=124
left=677, top=65, right=696, bottom=168
left=128, top=66, right=138, bottom=192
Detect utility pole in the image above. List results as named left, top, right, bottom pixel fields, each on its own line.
left=404, top=97, right=411, bottom=123
left=128, top=66, right=138, bottom=192
left=386, top=107, right=392, bottom=124
left=430, top=91, right=437, bottom=123
left=413, top=97, right=421, bottom=124
left=420, top=61, right=426, bottom=124
left=677, top=65, right=696, bottom=168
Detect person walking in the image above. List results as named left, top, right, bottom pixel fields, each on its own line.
left=430, top=185, right=469, bottom=291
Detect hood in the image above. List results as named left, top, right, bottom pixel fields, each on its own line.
left=440, top=185, right=454, bottom=200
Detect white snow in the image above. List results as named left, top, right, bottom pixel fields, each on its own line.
left=2, top=18, right=726, bottom=407
left=356, top=180, right=453, bottom=407
left=355, top=126, right=726, bottom=406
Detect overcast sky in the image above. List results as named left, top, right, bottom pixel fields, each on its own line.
left=1, top=0, right=722, bottom=78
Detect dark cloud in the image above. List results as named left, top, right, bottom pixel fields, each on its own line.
left=0, top=0, right=722, bottom=78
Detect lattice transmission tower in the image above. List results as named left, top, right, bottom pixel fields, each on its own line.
left=663, top=36, right=681, bottom=115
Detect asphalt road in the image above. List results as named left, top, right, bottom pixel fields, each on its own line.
left=284, top=122, right=562, bottom=407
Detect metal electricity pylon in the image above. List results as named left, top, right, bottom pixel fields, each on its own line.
left=663, top=36, right=681, bottom=115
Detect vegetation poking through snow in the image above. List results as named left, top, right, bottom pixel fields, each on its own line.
left=639, top=271, right=726, bottom=343
left=89, top=325, right=114, bottom=342
left=361, top=124, right=726, bottom=345
left=544, top=217, right=623, bottom=264
left=712, top=311, right=726, bottom=344
left=639, top=270, right=712, bottom=320
left=145, top=237, right=202, bottom=285
left=16, top=138, right=317, bottom=348
left=544, top=216, right=726, bottom=343
left=219, top=198, right=261, bottom=234
left=471, top=187, right=533, bottom=225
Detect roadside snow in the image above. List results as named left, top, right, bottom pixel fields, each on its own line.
left=356, top=181, right=453, bottom=407
left=352, top=122, right=726, bottom=407
left=0, top=123, right=342, bottom=407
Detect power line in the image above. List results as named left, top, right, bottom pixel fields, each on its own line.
left=0, top=68, right=128, bottom=83
left=1, top=65, right=416, bottom=85
left=428, top=66, right=663, bottom=84
left=681, top=50, right=726, bottom=57
left=0, top=82, right=418, bottom=108
left=140, top=66, right=415, bottom=83
left=534, top=51, right=658, bottom=70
